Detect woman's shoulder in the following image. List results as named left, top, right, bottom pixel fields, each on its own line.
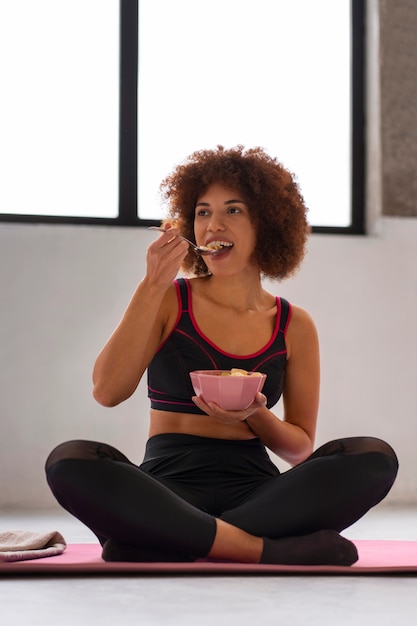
left=158, top=281, right=182, bottom=334
left=285, top=303, right=319, bottom=358
left=287, top=302, right=316, bottom=323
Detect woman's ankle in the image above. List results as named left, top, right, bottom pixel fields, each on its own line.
left=260, top=530, right=358, bottom=566
left=206, top=519, right=263, bottom=563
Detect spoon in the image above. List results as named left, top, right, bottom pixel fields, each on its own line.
left=148, top=226, right=232, bottom=256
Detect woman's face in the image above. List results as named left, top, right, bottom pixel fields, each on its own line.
left=193, top=183, right=258, bottom=275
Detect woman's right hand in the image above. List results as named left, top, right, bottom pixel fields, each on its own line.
left=145, top=226, right=190, bottom=289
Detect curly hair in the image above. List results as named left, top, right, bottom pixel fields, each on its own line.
left=159, top=145, right=310, bottom=280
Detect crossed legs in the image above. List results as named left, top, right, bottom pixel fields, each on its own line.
left=45, top=436, right=398, bottom=565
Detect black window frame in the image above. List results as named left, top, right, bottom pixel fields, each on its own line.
left=0, top=0, right=365, bottom=234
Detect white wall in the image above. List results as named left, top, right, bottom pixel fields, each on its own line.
left=1, top=217, right=416, bottom=509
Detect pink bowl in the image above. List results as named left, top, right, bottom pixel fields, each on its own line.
left=190, top=370, right=266, bottom=411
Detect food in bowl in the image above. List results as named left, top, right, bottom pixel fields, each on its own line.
left=221, top=368, right=263, bottom=377
left=189, top=369, right=266, bottom=411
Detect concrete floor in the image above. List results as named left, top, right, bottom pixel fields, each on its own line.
left=1, top=505, right=417, bottom=626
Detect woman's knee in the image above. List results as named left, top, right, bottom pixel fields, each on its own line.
left=45, top=439, right=132, bottom=473
left=310, top=436, right=398, bottom=482
left=354, top=438, right=399, bottom=501
left=45, top=440, right=96, bottom=472
left=367, top=438, right=399, bottom=484
left=348, top=437, right=398, bottom=477
left=313, top=436, right=397, bottom=460
left=348, top=436, right=397, bottom=460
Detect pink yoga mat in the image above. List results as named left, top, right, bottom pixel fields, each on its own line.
left=1, top=540, right=417, bottom=575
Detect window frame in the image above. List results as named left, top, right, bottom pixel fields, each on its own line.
left=0, top=0, right=365, bottom=234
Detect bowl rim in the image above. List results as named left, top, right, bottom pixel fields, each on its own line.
left=190, top=369, right=266, bottom=379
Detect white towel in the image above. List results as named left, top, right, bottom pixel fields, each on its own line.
left=0, top=530, right=67, bottom=562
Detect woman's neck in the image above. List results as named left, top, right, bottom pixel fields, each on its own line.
left=193, top=274, right=271, bottom=312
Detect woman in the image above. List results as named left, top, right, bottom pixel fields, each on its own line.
left=46, top=145, right=398, bottom=565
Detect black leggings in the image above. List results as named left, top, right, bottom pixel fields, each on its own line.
left=45, top=434, right=398, bottom=561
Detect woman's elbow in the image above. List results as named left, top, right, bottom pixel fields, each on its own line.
left=290, top=442, right=315, bottom=467
left=280, top=438, right=315, bottom=467
left=92, top=383, right=123, bottom=408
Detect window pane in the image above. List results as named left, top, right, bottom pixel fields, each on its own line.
left=0, top=0, right=119, bottom=218
left=138, top=0, right=351, bottom=227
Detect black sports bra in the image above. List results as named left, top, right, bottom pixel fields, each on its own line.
left=147, top=278, right=291, bottom=414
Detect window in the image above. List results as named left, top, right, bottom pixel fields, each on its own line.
left=0, top=0, right=365, bottom=233
left=0, top=0, right=119, bottom=223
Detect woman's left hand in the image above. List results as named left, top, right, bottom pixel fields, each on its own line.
left=191, top=392, right=267, bottom=424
